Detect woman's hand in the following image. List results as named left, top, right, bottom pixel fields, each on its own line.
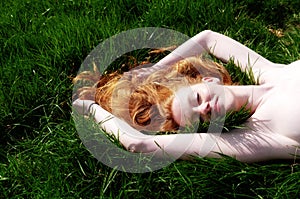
left=72, top=99, right=96, bottom=115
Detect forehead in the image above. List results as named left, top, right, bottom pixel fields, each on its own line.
left=171, top=87, right=194, bottom=126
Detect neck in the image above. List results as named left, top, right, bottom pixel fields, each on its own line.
left=223, top=84, right=271, bottom=113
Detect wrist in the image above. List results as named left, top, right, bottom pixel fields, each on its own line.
left=88, top=102, right=97, bottom=114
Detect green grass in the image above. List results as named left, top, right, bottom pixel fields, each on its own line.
left=1, top=0, right=300, bottom=198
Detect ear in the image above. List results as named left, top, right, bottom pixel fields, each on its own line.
left=202, top=77, right=221, bottom=84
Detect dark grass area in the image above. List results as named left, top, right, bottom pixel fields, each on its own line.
left=1, top=0, right=300, bottom=198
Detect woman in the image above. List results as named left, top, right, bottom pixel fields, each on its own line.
left=73, top=30, right=300, bottom=162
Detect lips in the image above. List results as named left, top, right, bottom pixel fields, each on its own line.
left=199, top=112, right=211, bottom=122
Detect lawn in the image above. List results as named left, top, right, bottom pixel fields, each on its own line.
left=1, top=0, right=300, bottom=198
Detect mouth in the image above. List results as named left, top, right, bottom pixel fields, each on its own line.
left=199, top=111, right=211, bottom=123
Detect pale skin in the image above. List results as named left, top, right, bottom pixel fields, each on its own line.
left=73, top=30, right=300, bottom=162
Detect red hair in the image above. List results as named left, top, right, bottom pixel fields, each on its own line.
left=73, top=55, right=232, bottom=132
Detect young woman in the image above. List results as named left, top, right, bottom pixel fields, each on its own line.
left=73, top=30, right=300, bottom=162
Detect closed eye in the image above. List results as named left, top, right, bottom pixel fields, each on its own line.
left=197, top=93, right=201, bottom=105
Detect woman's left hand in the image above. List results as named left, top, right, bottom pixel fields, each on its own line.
left=72, top=99, right=96, bottom=115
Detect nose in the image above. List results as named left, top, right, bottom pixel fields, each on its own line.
left=192, top=102, right=211, bottom=115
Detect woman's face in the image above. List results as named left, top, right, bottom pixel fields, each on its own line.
left=171, top=77, right=226, bottom=126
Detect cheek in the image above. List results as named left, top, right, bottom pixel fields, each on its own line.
left=172, top=87, right=197, bottom=126
left=171, top=99, right=182, bottom=126
left=172, top=102, right=196, bottom=127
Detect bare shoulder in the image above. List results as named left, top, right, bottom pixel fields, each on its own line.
left=249, top=60, right=300, bottom=84
left=249, top=83, right=300, bottom=141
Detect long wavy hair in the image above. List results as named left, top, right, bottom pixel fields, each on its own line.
left=73, top=54, right=232, bottom=132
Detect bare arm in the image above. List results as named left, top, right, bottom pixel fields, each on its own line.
left=126, top=128, right=299, bottom=162
left=200, top=30, right=286, bottom=70
left=72, top=99, right=154, bottom=149
left=73, top=99, right=299, bottom=162
left=133, top=30, right=285, bottom=79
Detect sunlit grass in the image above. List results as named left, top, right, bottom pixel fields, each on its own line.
left=1, top=0, right=299, bottom=198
